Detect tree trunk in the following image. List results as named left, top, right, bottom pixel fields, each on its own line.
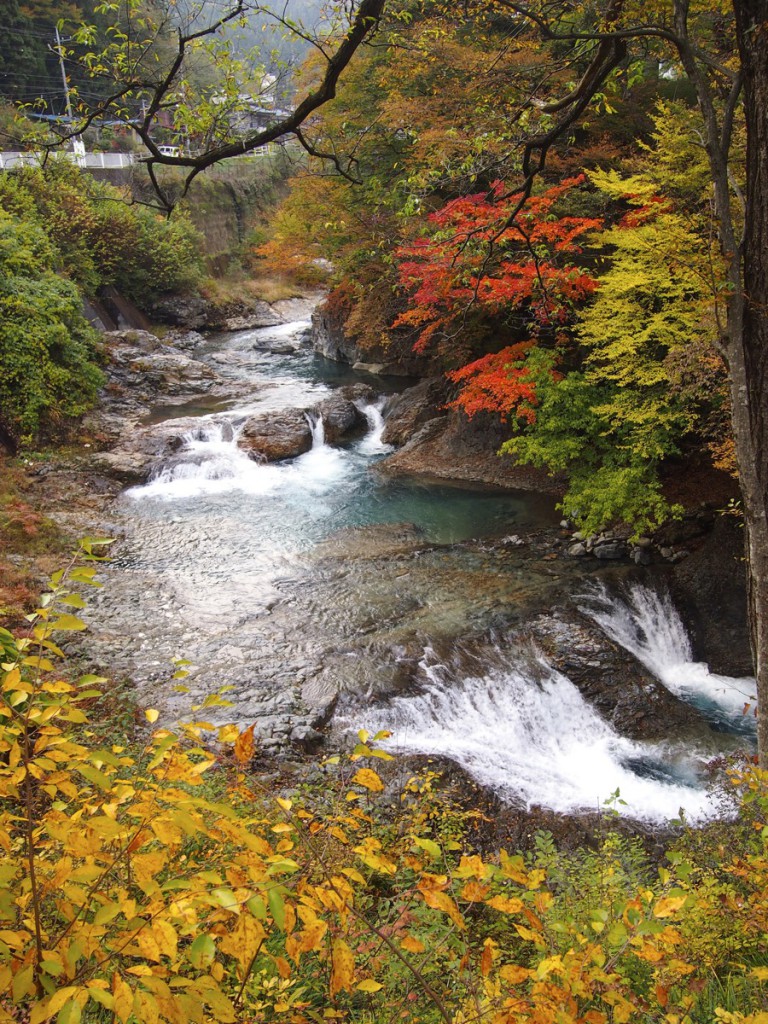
left=732, top=0, right=768, bottom=762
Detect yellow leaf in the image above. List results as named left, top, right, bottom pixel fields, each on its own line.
left=499, top=964, right=531, bottom=984
left=36, top=988, right=81, bottom=1022
left=514, top=924, right=544, bottom=945
left=400, top=935, right=425, bottom=954
left=234, top=724, right=256, bottom=765
left=330, top=937, right=355, bottom=996
left=220, top=911, right=266, bottom=971
left=352, top=768, right=384, bottom=792
left=481, top=941, right=494, bottom=976
left=654, top=896, right=687, bottom=918
left=419, top=888, right=465, bottom=931
left=276, top=797, right=293, bottom=811
left=486, top=895, right=524, bottom=914
left=455, top=854, right=488, bottom=880
left=293, top=919, right=328, bottom=957
left=135, top=990, right=160, bottom=1024
left=112, top=977, right=134, bottom=1024
left=217, top=724, right=239, bottom=743
left=51, top=614, right=86, bottom=631
left=536, top=955, right=564, bottom=979
left=145, top=709, right=159, bottom=724
left=341, top=867, right=366, bottom=884
left=149, top=819, right=183, bottom=848
left=356, top=979, right=383, bottom=992
left=460, top=880, right=489, bottom=902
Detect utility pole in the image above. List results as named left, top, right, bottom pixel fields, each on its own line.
left=54, top=26, right=85, bottom=165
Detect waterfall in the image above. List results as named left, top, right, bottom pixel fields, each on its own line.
left=580, top=583, right=756, bottom=731
left=356, top=400, right=393, bottom=456
left=339, top=648, right=713, bottom=823
left=130, top=419, right=285, bottom=500
left=305, top=411, right=325, bottom=447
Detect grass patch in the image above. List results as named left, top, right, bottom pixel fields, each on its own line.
left=200, top=273, right=307, bottom=307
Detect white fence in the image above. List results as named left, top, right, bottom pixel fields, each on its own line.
left=0, top=144, right=286, bottom=172
left=0, top=150, right=136, bottom=170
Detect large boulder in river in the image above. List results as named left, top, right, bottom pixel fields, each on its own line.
left=214, top=302, right=283, bottom=332
left=148, top=294, right=285, bottom=332
left=378, top=405, right=565, bottom=494
left=313, top=385, right=376, bottom=442
left=103, top=330, right=219, bottom=402
left=147, top=295, right=210, bottom=330
left=311, top=300, right=361, bottom=364
left=238, top=410, right=313, bottom=461
left=90, top=416, right=217, bottom=483
left=314, top=396, right=364, bottom=443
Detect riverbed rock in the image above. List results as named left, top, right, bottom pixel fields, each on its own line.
left=238, top=410, right=313, bottom=461
left=147, top=295, right=210, bottom=329
left=148, top=294, right=288, bottom=332
left=101, top=330, right=220, bottom=405
left=670, top=514, right=751, bottom=675
left=271, top=292, right=326, bottom=323
left=90, top=416, right=232, bottom=484
left=381, top=378, right=449, bottom=446
left=593, top=539, right=627, bottom=560
left=81, top=330, right=238, bottom=461
left=217, top=304, right=283, bottom=332
left=525, top=611, right=711, bottom=742
left=314, top=387, right=375, bottom=442
left=378, top=408, right=565, bottom=495
left=163, top=328, right=206, bottom=351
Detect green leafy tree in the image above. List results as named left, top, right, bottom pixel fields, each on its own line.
left=0, top=209, right=102, bottom=445
left=492, top=160, right=728, bottom=535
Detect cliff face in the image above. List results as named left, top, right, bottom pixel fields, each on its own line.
left=310, top=293, right=440, bottom=376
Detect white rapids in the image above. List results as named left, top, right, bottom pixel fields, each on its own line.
left=340, top=648, right=713, bottom=822
left=127, top=403, right=384, bottom=503
left=580, top=583, right=756, bottom=728
left=340, top=581, right=755, bottom=824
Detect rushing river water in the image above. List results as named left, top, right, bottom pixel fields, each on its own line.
left=88, top=318, right=755, bottom=825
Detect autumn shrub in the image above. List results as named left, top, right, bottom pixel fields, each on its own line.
left=3, top=551, right=768, bottom=1024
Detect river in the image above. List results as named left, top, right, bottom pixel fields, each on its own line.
left=85, top=317, right=755, bottom=825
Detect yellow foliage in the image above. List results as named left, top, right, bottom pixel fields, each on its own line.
left=2, top=550, right=768, bottom=1024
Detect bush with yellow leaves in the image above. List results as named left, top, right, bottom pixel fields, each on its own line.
left=2, top=546, right=768, bottom=1024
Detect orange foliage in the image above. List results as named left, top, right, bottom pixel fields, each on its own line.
left=394, top=176, right=600, bottom=354
left=447, top=343, right=540, bottom=423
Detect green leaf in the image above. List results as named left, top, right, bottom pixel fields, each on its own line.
left=413, top=837, right=441, bottom=860
left=211, top=888, right=239, bottom=912
left=57, top=1000, right=82, bottom=1024
left=74, top=764, right=112, bottom=790
left=187, top=933, right=216, bottom=969
left=247, top=896, right=267, bottom=920
left=268, top=887, right=286, bottom=931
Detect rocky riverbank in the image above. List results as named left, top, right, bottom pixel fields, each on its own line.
left=4, top=287, right=752, bottom=836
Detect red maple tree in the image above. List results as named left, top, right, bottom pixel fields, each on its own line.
left=393, top=175, right=600, bottom=419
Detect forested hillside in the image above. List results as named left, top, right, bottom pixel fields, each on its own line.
left=259, top=9, right=738, bottom=536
